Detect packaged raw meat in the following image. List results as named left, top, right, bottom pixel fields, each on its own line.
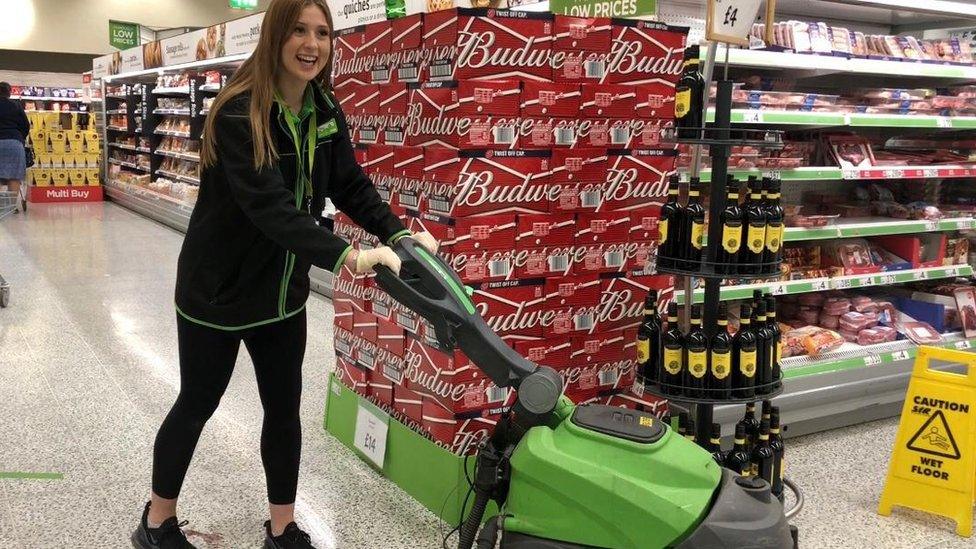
left=830, top=27, right=852, bottom=54
left=862, top=311, right=879, bottom=328
left=851, top=32, right=868, bottom=57
left=819, top=312, right=840, bottom=330
left=875, top=326, right=898, bottom=342
left=839, top=311, right=875, bottom=332
left=823, top=297, right=852, bottom=315
left=799, top=307, right=820, bottom=325
left=811, top=23, right=832, bottom=54
left=899, top=321, right=943, bottom=344
left=852, top=296, right=878, bottom=313
left=789, top=21, right=812, bottom=53
left=839, top=329, right=858, bottom=343
left=802, top=327, right=846, bottom=356
left=857, top=328, right=887, bottom=345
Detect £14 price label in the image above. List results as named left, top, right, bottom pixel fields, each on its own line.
left=354, top=400, right=390, bottom=468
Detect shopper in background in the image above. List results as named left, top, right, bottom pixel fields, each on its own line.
left=0, top=82, right=29, bottom=212
left=132, top=1, right=437, bottom=548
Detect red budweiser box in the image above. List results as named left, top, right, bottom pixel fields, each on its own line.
left=333, top=264, right=374, bottom=313
left=379, top=82, right=411, bottom=115
left=392, top=14, right=425, bottom=83
left=335, top=354, right=368, bottom=395
left=515, top=212, right=575, bottom=249
left=369, top=280, right=396, bottom=321
left=575, top=211, right=631, bottom=245
left=411, top=210, right=518, bottom=254
left=552, top=49, right=612, bottom=84
left=333, top=25, right=383, bottom=89
left=636, top=83, right=676, bottom=119
left=580, top=84, right=637, bottom=118
left=376, top=315, right=406, bottom=358
left=394, top=146, right=426, bottom=211
left=407, top=81, right=518, bottom=149
left=510, top=245, right=573, bottom=279
left=442, top=247, right=521, bottom=284
left=609, top=118, right=669, bottom=149
left=627, top=240, right=657, bottom=273
left=469, top=278, right=547, bottom=337
left=513, top=335, right=571, bottom=369
left=520, top=82, right=581, bottom=117
left=593, top=272, right=673, bottom=332
left=423, top=148, right=552, bottom=217
left=602, top=148, right=676, bottom=211
left=548, top=148, right=607, bottom=212
left=571, top=243, right=629, bottom=276
left=553, top=15, right=612, bottom=52
left=334, top=84, right=378, bottom=115
left=352, top=309, right=378, bottom=343
left=404, top=337, right=510, bottom=414
left=554, top=359, right=637, bottom=402
left=393, top=299, right=422, bottom=335
left=383, top=111, right=411, bottom=147
left=355, top=113, right=385, bottom=145
left=607, top=20, right=687, bottom=85
left=334, top=297, right=355, bottom=332
left=334, top=325, right=356, bottom=362
left=571, top=329, right=637, bottom=365
left=544, top=275, right=601, bottom=308
left=421, top=400, right=501, bottom=455
left=367, top=346, right=406, bottom=407
left=353, top=333, right=379, bottom=372
left=364, top=145, right=396, bottom=204
left=423, top=9, right=554, bottom=83
left=628, top=206, right=661, bottom=242
left=393, top=383, right=424, bottom=425
left=584, top=385, right=669, bottom=418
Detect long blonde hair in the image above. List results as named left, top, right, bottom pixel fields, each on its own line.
left=200, top=0, right=335, bottom=169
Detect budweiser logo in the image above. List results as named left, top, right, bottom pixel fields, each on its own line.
left=607, top=39, right=682, bottom=79
left=594, top=287, right=642, bottom=324
left=332, top=47, right=376, bottom=80
left=455, top=170, right=559, bottom=209
left=333, top=272, right=374, bottom=302
left=457, top=31, right=552, bottom=73
left=404, top=351, right=491, bottom=404
left=474, top=300, right=556, bottom=333
left=605, top=167, right=669, bottom=204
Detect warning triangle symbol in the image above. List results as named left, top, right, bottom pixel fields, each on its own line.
left=906, top=410, right=962, bottom=460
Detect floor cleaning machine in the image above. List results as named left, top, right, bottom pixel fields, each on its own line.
left=374, top=237, right=797, bottom=549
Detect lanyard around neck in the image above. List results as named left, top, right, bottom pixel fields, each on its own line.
left=279, top=101, right=317, bottom=203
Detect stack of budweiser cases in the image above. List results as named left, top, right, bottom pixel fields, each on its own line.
left=331, top=8, right=688, bottom=455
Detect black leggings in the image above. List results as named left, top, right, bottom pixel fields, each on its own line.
left=152, top=311, right=307, bottom=505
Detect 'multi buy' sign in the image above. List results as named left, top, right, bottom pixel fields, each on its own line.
left=109, top=20, right=140, bottom=50
left=549, top=0, right=657, bottom=18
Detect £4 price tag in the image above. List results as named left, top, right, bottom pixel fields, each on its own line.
left=955, top=340, right=973, bottom=350
left=742, top=111, right=763, bottom=123
left=706, top=0, right=765, bottom=46
left=354, top=400, right=390, bottom=468
left=891, top=350, right=911, bottom=361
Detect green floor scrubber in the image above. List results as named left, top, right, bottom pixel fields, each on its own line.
left=374, top=238, right=796, bottom=549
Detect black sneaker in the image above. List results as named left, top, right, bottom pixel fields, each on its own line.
left=131, top=501, right=196, bottom=549
left=264, top=521, right=316, bottom=549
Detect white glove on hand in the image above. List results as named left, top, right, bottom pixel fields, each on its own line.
left=412, top=231, right=439, bottom=254
left=354, top=246, right=402, bottom=275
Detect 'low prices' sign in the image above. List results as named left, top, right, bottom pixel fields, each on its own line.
left=549, top=0, right=657, bottom=18
left=109, top=20, right=140, bottom=50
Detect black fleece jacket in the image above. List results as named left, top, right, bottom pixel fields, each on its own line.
left=175, top=84, right=405, bottom=330
left=0, top=98, right=29, bottom=142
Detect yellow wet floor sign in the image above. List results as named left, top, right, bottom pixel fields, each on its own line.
left=878, top=346, right=976, bottom=537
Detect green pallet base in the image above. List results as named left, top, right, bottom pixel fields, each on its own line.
left=323, top=374, right=497, bottom=526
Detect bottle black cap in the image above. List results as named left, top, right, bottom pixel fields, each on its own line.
left=734, top=422, right=747, bottom=440
left=754, top=300, right=767, bottom=316
left=644, top=291, right=657, bottom=308
left=679, top=411, right=689, bottom=432
left=692, top=304, right=702, bottom=319
left=760, top=418, right=771, bottom=434
left=718, top=302, right=728, bottom=318
left=766, top=296, right=776, bottom=313
left=667, top=301, right=678, bottom=316
left=685, top=44, right=700, bottom=58
left=740, top=303, right=752, bottom=319
left=753, top=289, right=763, bottom=302
left=687, top=416, right=697, bottom=434
left=711, top=422, right=722, bottom=439
left=770, top=410, right=781, bottom=430
left=762, top=400, right=772, bottom=416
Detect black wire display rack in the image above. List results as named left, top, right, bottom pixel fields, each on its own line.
left=656, top=257, right=783, bottom=280
left=641, top=377, right=784, bottom=405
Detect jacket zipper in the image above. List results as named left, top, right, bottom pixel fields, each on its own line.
left=277, top=113, right=304, bottom=318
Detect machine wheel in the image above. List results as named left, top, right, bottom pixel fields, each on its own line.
left=0, top=286, right=9, bottom=308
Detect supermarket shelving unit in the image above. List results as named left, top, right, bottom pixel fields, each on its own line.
left=98, top=56, right=334, bottom=297
left=658, top=0, right=976, bottom=435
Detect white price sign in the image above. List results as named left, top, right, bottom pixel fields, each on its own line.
left=742, top=111, right=764, bottom=123
left=354, top=400, right=390, bottom=468
left=810, top=279, right=829, bottom=291
left=706, top=0, right=764, bottom=46
left=913, top=270, right=927, bottom=281
left=955, top=340, right=973, bottom=350
left=891, top=350, right=911, bottom=361
left=923, top=168, right=939, bottom=179
left=771, top=283, right=788, bottom=295
left=842, top=169, right=859, bottom=180
left=883, top=168, right=904, bottom=179
left=924, top=220, right=938, bottom=231
left=936, top=117, right=953, bottom=128
left=881, top=274, right=897, bottom=285
left=763, top=170, right=782, bottom=180
left=858, top=276, right=873, bottom=287
left=957, top=219, right=973, bottom=230
left=834, top=278, right=852, bottom=289
left=864, top=355, right=882, bottom=366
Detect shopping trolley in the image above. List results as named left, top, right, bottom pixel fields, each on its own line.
left=0, top=190, right=15, bottom=307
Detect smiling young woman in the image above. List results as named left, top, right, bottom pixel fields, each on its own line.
left=131, top=1, right=436, bottom=549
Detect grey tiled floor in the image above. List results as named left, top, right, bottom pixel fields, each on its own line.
left=0, top=202, right=972, bottom=549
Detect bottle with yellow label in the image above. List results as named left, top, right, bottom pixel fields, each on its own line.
left=660, top=302, right=684, bottom=396
left=709, top=302, right=733, bottom=399
left=657, top=175, right=682, bottom=271
left=765, top=296, right=782, bottom=392
left=674, top=45, right=703, bottom=140
left=754, top=301, right=774, bottom=395
left=685, top=305, right=708, bottom=399
left=762, top=177, right=784, bottom=275
left=636, top=292, right=661, bottom=385
left=733, top=304, right=758, bottom=399
left=739, top=177, right=767, bottom=276
left=682, top=177, right=706, bottom=271
left=724, top=422, right=752, bottom=475
left=716, top=175, right=743, bottom=276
